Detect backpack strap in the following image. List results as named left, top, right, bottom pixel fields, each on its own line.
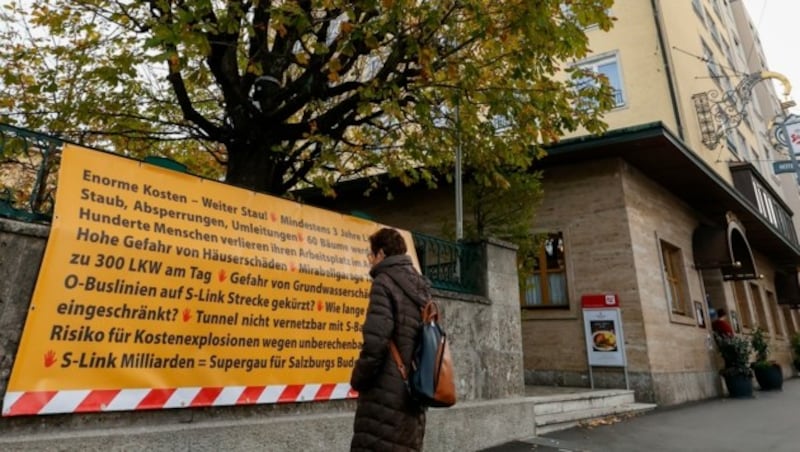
left=381, top=269, right=429, bottom=382
left=380, top=272, right=409, bottom=381
left=389, top=341, right=408, bottom=380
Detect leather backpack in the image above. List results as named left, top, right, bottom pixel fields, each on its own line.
left=389, top=300, right=456, bottom=408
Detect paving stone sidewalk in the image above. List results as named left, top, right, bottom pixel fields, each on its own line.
left=482, top=377, right=800, bottom=452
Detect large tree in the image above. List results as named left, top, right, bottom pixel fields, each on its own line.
left=0, top=0, right=615, bottom=195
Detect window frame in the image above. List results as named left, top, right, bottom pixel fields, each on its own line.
left=575, top=52, right=626, bottom=109
left=520, top=231, right=569, bottom=309
left=706, top=12, right=722, bottom=49
left=783, top=306, right=798, bottom=338
left=692, top=0, right=705, bottom=23
left=750, top=282, right=770, bottom=333
left=657, top=238, right=694, bottom=324
left=736, top=130, right=748, bottom=160
left=732, top=280, right=754, bottom=331
left=765, top=291, right=784, bottom=338
left=702, top=40, right=722, bottom=86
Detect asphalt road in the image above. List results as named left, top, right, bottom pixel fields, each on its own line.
left=482, top=377, right=800, bottom=452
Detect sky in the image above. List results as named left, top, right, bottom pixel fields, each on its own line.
left=742, top=0, right=800, bottom=108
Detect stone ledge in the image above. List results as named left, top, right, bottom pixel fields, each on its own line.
left=432, top=288, right=491, bottom=305
left=484, top=236, right=519, bottom=251
left=0, top=217, right=50, bottom=238
left=0, top=397, right=538, bottom=452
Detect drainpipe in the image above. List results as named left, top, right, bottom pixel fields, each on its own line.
left=651, top=0, right=686, bottom=140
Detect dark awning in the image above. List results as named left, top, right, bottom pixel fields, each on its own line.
left=693, top=223, right=758, bottom=280
left=539, top=122, right=800, bottom=268
left=775, top=269, right=800, bottom=306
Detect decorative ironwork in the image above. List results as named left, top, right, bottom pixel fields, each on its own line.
left=412, top=232, right=482, bottom=295
left=692, top=71, right=792, bottom=149
left=0, top=124, right=66, bottom=223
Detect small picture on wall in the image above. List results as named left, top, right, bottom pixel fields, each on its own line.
left=695, top=301, right=706, bottom=328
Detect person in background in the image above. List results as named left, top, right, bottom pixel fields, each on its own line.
left=350, top=227, right=430, bottom=452
left=712, top=307, right=735, bottom=338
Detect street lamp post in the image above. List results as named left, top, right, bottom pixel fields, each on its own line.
left=455, top=97, right=463, bottom=241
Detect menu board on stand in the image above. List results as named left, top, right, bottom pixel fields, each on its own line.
left=581, top=294, right=629, bottom=390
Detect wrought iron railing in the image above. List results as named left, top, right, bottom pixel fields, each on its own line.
left=412, top=232, right=482, bottom=295
left=0, top=124, right=66, bottom=223
left=0, top=124, right=192, bottom=224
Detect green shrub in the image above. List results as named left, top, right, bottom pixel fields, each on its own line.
left=750, top=327, right=769, bottom=366
left=715, top=333, right=752, bottom=377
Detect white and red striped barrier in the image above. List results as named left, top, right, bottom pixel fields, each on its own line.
left=2, top=383, right=357, bottom=416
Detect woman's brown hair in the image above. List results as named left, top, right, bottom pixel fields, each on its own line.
left=369, top=228, right=407, bottom=257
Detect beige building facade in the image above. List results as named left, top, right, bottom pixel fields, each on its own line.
left=307, top=0, right=800, bottom=406
left=522, top=0, right=800, bottom=404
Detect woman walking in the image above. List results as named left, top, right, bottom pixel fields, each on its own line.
left=350, top=227, right=431, bottom=451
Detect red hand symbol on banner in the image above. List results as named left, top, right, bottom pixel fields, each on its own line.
left=270, top=212, right=278, bottom=222
left=289, top=262, right=297, bottom=272
left=44, top=350, right=57, bottom=368
left=183, top=309, right=191, bottom=322
left=298, top=232, right=304, bottom=242
left=218, top=269, right=227, bottom=282
left=317, top=300, right=323, bottom=311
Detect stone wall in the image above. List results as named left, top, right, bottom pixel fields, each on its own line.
left=0, top=219, right=48, bottom=399
left=0, top=217, right=530, bottom=451
left=620, top=160, right=721, bottom=404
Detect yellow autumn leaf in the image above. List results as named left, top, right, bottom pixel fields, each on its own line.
left=329, top=58, right=342, bottom=73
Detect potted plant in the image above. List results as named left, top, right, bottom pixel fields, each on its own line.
left=791, top=333, right=800, bottom=373
left=750, top=327, right=783, bottom=391
left=714, top=333, right=753, bottom=398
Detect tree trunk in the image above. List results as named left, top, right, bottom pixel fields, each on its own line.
left=224, top=139, right=284, bottom=195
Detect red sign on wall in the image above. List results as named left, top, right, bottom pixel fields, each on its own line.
left=581, top=293, right=619, bottom=308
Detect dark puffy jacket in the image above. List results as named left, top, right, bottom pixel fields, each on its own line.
left=350, top=254, right=431, bottom=451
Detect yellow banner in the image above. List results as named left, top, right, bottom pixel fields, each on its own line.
left=6, top=145, right=416, bottom=404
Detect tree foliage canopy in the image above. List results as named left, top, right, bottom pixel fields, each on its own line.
left=0, top=0, right=615, bottom=195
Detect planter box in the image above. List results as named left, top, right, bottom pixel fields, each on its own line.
left=722, top=372, right=753, bottom=398
left=752, top=363, right=783, bottom=391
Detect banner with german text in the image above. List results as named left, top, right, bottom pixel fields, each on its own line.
left=2, top=144, right=416, bottom=416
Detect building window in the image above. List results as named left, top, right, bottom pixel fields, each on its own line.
left=702, top=40, right=722, bottom=85
left=725, top=129, right=738, bottom=156
left=750, top=283, right=770, bottom=332
left=577, top=55, right=625, bottom=108
left=753, top=182, right=779, bottom=227
left=736, top=131, right=748, bottom=160
left=766, top=291, right=784, bottom=337
left=693, top=0, right=705, bottom=22
left=521, top=232, right=568, bottom=308
left=742, top=108, right=753, bottom=132
left=733, top=280, right=753, bottom=330
left=660, top=240, right=690, bottom=315
left=712, top=0, right=723, bottom=21
left=782, top=306, right=797, bottom=337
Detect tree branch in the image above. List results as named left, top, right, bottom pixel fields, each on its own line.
left=203, top=0, right=253, bottom=128
left=146, top=0, right=226, bottom=139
